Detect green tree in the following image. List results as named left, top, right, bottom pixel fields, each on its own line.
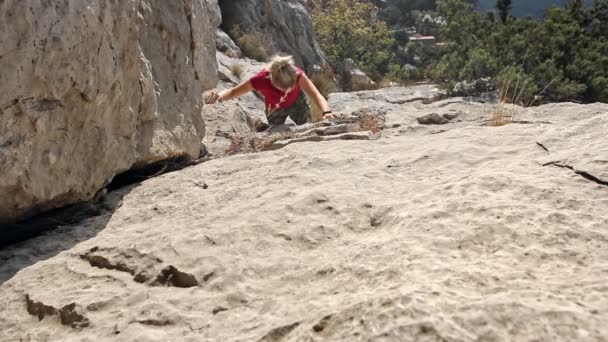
left=496, top=0, right=512, bottom=23
left=378, top=0, right=479, bottom=26
left=307, top=0, right=395, bottom=76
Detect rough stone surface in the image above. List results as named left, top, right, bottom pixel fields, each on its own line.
left=0, top=0, right=221, bottom=223
left=203, top=53, right=268, bottom=157
left=216, top=28, right=242, bottom=57
left=537, top=113, right=608, bottom=183
left=416, top=113, right=450, bottom=125
left=218, top=0, right=326, bottom=71
left=442, top=112, right=461, bottom=121
left=2, top=92, right=608, bottom=341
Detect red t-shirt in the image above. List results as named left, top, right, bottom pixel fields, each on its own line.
left=249, top=67, right=303, bottom=111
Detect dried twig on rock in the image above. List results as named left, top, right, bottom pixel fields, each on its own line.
left=223, top=110, right=386, bottom=156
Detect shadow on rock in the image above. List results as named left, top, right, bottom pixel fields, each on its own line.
left=0, top=185, right=133, bottom=285
left=0, top=155, right=208, bottom=285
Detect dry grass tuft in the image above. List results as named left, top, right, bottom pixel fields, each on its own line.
left=491, top=70, right=523, bottom=127
left=491, top=102, right=520, bottom=127
left=489, top=65, right=558, bottom=127
left=224, top=133, right=258, bottom=156
left=225, top=49, right=240, bottom=58
left=223, top=110, right=386, bottom=156
left=230, top=25, right=273, bottom=62
left=378, top=77, right=396, bottom=89
left=228, top=61, right=243, bottom=78
left=357, top=108, right=384, bottom=134
left=224, top=131, right=294, bottom=156
left=237, top=34, right=268, bottom=61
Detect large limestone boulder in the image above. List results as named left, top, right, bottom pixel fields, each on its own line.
left=216, top=28, right=242, bottom=57
left=0, top=0, right=221, bottom=223
left=336, top=59, right=377, bottom=91
left=218, top=0, right=326, bottom=71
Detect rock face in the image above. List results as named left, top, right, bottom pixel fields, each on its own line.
left=0, top=0, right=221, bottom=223
left=336, top=59, right=376, bottom=91
left=1, top=90, right=607, bottom=341
left=216, top=29, right=242, bottom=57
left=218, top=0, right=326, bottom=71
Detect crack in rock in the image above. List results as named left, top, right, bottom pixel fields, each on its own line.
left=134, top=318, right=174, bottom=326
left=543, top=162, right=608, bottom=187
left=536, top=142, right=550, bottom=153
left=385, top=96, right=428, bottom=104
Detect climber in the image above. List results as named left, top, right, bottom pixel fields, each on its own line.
left=203, top=55, right=337, bottom=131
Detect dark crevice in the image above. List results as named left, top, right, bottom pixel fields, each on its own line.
left=0, top=201, right=107, bottom=248
left=1, top=155, right=209, bottom=248
left=106, top=155, right=208, bottom=191
left=137, top=79, right=145, bottom=115
left=97, top=37, right=103, bottom=56
left=543, top=161, right=573, bottom=169
left=135, top=318, right=174, bottom=326
left=544, top=162, right=608, bottom=187
left=575, top=170, right=608, bottom=186
left=536, top=142, right=550, bottom=153
left=1, top=98, right=20, bottom=111
left=512, top=120, right=553, bottom=125
left=183, top=0, right=196, bottom=69
left=385, top=96, right=428, bottom=104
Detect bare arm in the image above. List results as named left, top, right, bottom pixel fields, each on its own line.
left=299, top=74, right=331, bottom=115
left=204, top=80, right=254, bottom=104
left=219, top=80, right=254, bottom=101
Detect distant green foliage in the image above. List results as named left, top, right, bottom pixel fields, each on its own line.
left=378, top=0, right=479, bottom=27
left=420, top=0, right=608, bottom=104
left=302, top=0, right=607, bottom=103
left=496, top=0, right=512, bottom=23
left=387, top=63, right=424, bottom=83
left=305, top=0, right=395, bottom=77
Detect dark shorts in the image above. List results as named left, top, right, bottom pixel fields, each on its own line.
left=265, top=91, right=311, bottom=126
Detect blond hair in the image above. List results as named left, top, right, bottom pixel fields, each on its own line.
left=268, top=55, right=297, bottom=90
